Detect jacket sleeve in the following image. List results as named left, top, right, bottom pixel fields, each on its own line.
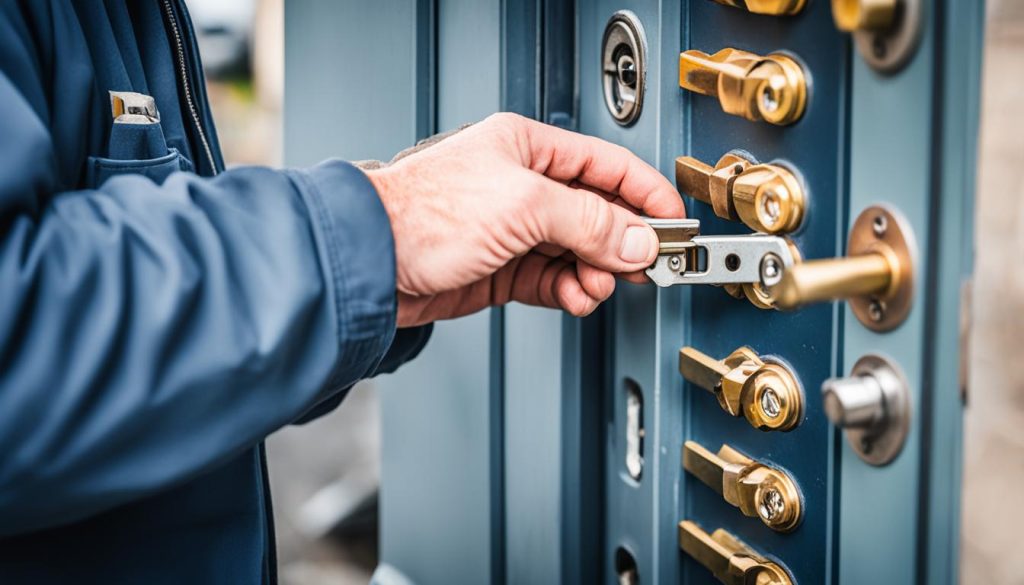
left=0, top=72, right=427, bottom=535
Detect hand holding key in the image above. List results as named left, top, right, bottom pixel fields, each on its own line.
left=365, top=113, right=685, bottom=327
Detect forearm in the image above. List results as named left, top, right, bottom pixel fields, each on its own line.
left=0, top=161, right=396, bottom=535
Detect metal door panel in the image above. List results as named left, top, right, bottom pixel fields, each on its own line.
left=578, top=3, right=687, bottom=583
left=683, top=2, right=846, bottom=584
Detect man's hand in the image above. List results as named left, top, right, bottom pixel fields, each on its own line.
left=365, top=113, right=686, bottom=327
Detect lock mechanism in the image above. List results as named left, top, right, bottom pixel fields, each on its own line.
left=683, top=441, right=802, bottom=532
left=602, top=11, right=647, bottom=126
left=679, top=346, right=803, bottom=431
left=679, top=48, right=807, bottom=125
left=822, top=353, right=911, bottom=465
left=831, top=0, right=922, bottom=73
left=709, top=0, right=806, bottom=16
left=679, top=521, right=793, bottom=585
left=763, top=204, right=916, bottom=331
left=676, top=152, right=806, bottom=234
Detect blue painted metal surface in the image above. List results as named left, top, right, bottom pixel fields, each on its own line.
left=682, top=2, right=846, bottom=584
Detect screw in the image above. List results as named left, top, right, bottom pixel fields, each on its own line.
left=669, top=255, right=682, bottom=272
left=760, top=254, right=784, bottom=287
left=868, top=298, right=885, bottom=322
left=760, top=387, right=782, bottom=419
left=758, top=487, right=786, bottom=523
left=872, top=214, right=888, bottom=237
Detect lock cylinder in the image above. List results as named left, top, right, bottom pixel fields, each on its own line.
left=676, top=152, right=806, bottom=234
left=679, top=48, right=807, bottom=125
left=679, top=521, right=793, bottom=585
left=683, top=441, right=803, bottom=532
left=679, top=346, right=803, bottom=431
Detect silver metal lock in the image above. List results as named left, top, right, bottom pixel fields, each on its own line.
left=821, top=353, right=911, bottom=466
left=601, top=11, right=646, bottom=126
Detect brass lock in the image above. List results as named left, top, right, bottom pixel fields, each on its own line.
left=762, top=204, right=916, bottom=331
left=683, top=441, right=802, bottom=532
left=679, top=521, right=793, bottom=585
left=679, top=48, right=807, bottom=125
left=679, top=346, right=802, bottom=431
left=676, top=152, right=806, bottom=234
left=710, top=0, right=806, bottom=16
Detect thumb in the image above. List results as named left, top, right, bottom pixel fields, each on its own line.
left=534, top=178, right=660, bottom=273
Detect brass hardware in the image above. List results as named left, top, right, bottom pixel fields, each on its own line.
left=676, top=152, right=806, bottom=234
left=683, top=441, right=802, bottom=532
left=822, top=353, right=911, bottom=466
left=831, top=0, right=897, bottom=32
left=831, top=0, right=922, bottom=73
left=710, top=0, right=806, bottom=16
left=764, top=205, right=916, bottom=331
left=679, top=521, right=793, bottom=585
left=679, top=48, right=807, bottom=126
left=679, top=346, right=802, bottom=431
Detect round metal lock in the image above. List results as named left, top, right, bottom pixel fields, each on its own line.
left=821, top=353, right=911, bottom=466
left=601, top=11, right=647, bottom=126
left=833, top=0, right=923, bottom=73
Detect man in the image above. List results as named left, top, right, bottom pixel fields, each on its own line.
left=0, top=1, right=684, bottom=582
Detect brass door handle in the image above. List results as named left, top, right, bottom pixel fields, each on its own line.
left=711, top=0, right=806, bottom=16
left=762, top=205, right=916, bottom=331
left=679, top=346, right=803, bottom=431
left=676, top=152, right=805, bottom=234
left=679, top=48, right=807, bottom=125
left=683, top=441, right=802, bottom=531
left=679, top=521, right=793, bottom=585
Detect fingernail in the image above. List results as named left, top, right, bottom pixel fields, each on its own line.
left=619, top=226, right=656, bottom=264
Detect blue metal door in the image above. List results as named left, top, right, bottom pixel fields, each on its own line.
left=284, top=0, right=984, bottom=583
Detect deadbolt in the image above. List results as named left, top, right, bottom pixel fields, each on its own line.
left=602, top=11, right=647, bottom=126
left=822, top=353, right=910, bottom=465
left=679, top=521, right=793, bottom=585
left=710, top=0, right=806, bottom=16
left=679, top=48, right=807, bottom=125
left=763, top=204, right=916, bottom=331
left=831, top=0, right=922, bottom=73
left=683, top=441, right=802, bottom=532
left=679, top=346, right=803, bottom=431
left=676, top=152, right=806, bottom=234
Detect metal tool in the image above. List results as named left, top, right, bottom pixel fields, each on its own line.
left=644, top=218, right=797, bottom=288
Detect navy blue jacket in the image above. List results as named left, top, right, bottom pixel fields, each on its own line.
left=0, top=1, right=430, bottom=582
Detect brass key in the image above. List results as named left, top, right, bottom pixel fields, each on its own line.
left=683, top=441, right=802, bottom=532
left=679, top=521, right=793, bottom=585
left=679, top=346, right=803, bottom=431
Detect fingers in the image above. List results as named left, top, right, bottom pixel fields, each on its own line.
left=534, top=178, right=661, bottom=274
left=518, top=117, right=686, bottom=219
left=506, top=253, right=616, bottom=317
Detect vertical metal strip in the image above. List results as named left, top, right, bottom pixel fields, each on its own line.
left=919, top=0, right=985, bottom=582
left=414, top=0, right=438, bottom=141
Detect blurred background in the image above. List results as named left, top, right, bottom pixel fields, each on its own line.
left=191, top=0, right=1022, bottom=583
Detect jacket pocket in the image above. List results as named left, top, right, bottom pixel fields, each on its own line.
left=85, top=121, right=195, bottom=189
left=87, top=148, right=193, bottom=189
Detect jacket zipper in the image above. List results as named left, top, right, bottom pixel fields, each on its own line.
left=160, top=0, right=218, bottom=175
